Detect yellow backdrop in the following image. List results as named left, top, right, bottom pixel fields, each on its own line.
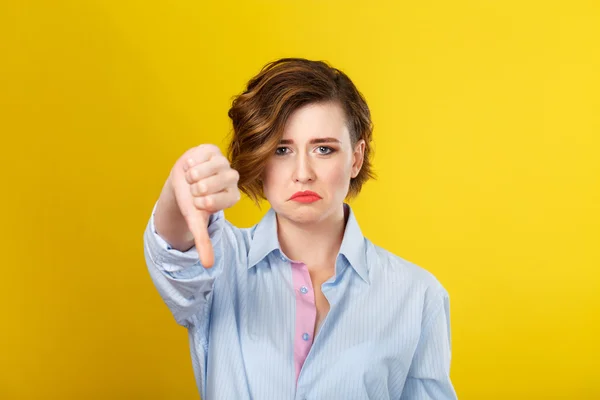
left=1, top=0, right=599, bottom=399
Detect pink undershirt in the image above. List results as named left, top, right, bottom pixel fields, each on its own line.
left=290, top=261, right=317, bottom=383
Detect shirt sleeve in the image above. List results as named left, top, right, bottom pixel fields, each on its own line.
left=400, top=290, right=458, bottom=400
left=143, top=200, right=227, bottom=329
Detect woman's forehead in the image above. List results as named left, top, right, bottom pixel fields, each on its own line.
left=282, top=102, right=350, bottom=142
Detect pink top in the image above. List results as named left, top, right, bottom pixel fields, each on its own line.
left=290, top=261, right=317, bottom=383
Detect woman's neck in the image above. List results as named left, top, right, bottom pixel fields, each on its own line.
left=276, top=204, right=348, bottom=270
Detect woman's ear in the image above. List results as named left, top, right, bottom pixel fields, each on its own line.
left=351, top=139, right=366, bottom=178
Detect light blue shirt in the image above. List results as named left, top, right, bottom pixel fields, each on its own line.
left=143, top=202, right=457, bottom=399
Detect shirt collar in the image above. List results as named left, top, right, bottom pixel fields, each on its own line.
left=247, top=207, right=280, bottom=268
left=247, top=203, right=370, bottom=284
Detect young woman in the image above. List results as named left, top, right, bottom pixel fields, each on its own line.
left=143, top=58, right=457, bottom=399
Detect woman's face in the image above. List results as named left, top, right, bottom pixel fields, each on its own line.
left=263, top=101, right=365, bottom=225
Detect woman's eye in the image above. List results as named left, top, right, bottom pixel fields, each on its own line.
left=275, top=147, right=289, bottom=156
left=316, top=146, right=334, bottom=155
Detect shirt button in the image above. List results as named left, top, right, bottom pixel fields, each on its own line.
left=300, top=286, right=308, bottom=294
left=302, top=333, right=310, bottom=341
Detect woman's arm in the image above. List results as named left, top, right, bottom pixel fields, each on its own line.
left=143, top=202, right=227, bottom=328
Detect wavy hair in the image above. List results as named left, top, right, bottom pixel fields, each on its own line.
left=227, top=58, right=375, bottom=204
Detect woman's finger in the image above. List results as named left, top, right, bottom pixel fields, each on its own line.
left=184, top=209, right=215, bottom=268
left=185, top=155, right=229, bottom=185
left=193, top=187, right=241, bottom=213
left=190, top=169, right=239, bottom=197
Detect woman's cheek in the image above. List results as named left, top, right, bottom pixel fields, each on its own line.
left=326, top=162, right=351, bottom=186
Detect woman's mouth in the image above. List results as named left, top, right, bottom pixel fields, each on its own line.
left=289, top=190, right=322, bottom=203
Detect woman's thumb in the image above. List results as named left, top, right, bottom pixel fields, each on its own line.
left=185, top=211, right=215, bottom=268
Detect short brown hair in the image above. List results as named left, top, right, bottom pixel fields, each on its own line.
left=227, top=58, right=375, bottom=204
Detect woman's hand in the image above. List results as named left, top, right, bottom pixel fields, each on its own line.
left=169, top=144, right=241, bottom=268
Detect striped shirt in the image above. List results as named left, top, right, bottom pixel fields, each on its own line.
left=143, top=202, right=457, bottom=399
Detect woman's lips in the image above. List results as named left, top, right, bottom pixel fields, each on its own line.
left=290, top=191, right=322, bottom=203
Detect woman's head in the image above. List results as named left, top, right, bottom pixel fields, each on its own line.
left=228, top=58, right=375, bottom=222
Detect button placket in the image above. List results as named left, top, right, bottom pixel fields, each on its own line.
left=290, top=261, right=317, bottom=383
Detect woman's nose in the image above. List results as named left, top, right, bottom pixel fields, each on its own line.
left=292, top=153, right=316, bottom=183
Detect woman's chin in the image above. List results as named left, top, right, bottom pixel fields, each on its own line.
left=275, top=200, right=339, bottom=225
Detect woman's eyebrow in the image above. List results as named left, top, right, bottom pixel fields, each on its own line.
left=279, top=137, right=342, bottom=144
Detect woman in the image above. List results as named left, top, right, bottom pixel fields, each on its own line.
left=143, top=58, right=457, bottom=399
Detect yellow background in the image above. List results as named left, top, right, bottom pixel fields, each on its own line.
left=1, top=0, right=599, bottom=398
